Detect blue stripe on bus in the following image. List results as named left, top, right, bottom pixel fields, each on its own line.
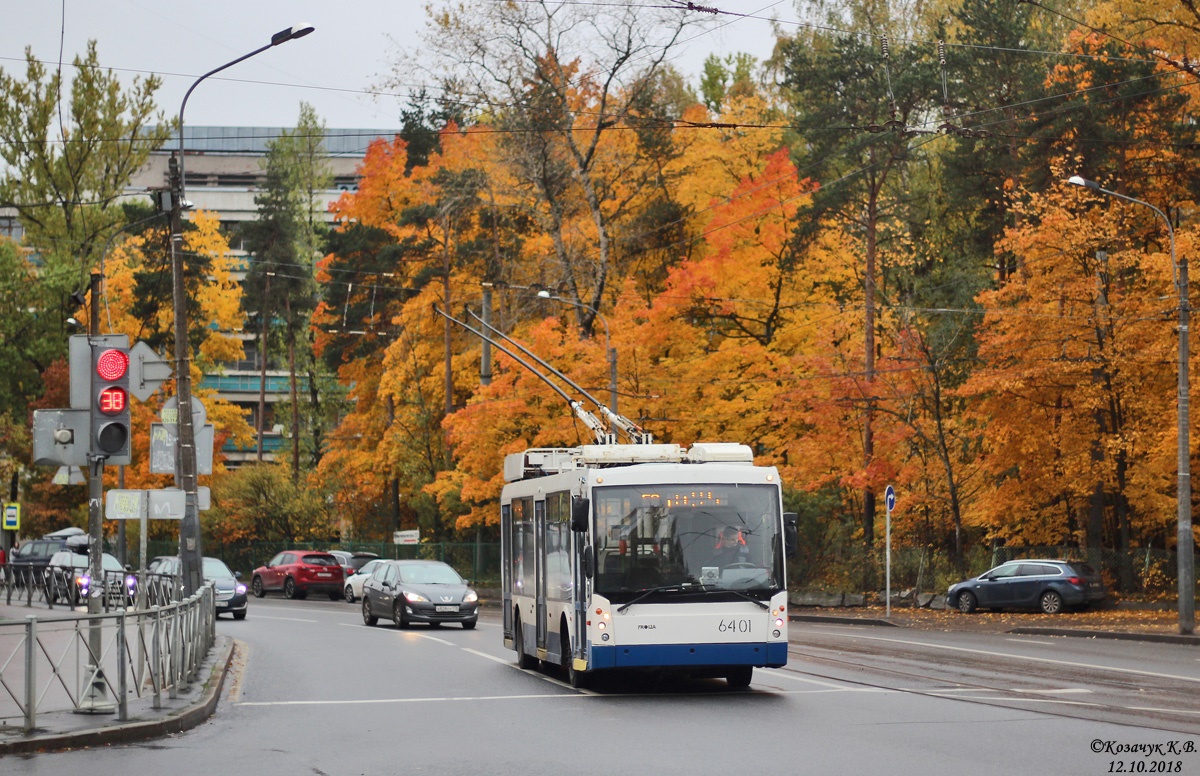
left=589, top=641, right=788, bottom=669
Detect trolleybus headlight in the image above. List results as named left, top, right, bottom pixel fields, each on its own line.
left=463, top=590, right=478, bottom=603
left=601, top=633, right=610, bottom=641
left=772, top=629, right=781, bottom=638
left=404, top=591, right=428, bottom=603
left=775, top=618, right=784, bottom=628
left=597, top=621, right=606, bottom=630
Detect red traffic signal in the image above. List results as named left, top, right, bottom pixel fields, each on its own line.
left=95, top=348, right=129, bottom=381
left=91, top=344, right=131, bottom=458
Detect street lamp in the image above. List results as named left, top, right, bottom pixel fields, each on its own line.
left=169, top=23, right=315, bottom=596
left=536, top=290, right=619, bottom=426
left=1068, top=174, right=1193, bottom=634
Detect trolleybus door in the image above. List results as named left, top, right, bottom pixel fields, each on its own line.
left=572, top=502, right=587, bottom=667
left=501, top=503, right=512, bottom=639
left=535, top=498, right=548, bottom=656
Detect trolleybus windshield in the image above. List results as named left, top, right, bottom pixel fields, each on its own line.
left=591, top=484, right=783, bottom=598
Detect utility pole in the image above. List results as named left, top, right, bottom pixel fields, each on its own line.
left=169, top=155, right=203, bottom=596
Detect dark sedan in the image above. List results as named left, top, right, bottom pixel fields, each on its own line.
left=947, top=559, right=1107, bottom=614
left=145, top=556, right=248, bottom=618
left=361, top=559, right=478, bottom=629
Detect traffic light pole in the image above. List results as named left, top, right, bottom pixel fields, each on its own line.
left=80, top=272, right=113, bottom=713
left=168, top=156, right=204, bottom=597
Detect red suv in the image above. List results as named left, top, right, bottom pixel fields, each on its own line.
left=251, top=551, right=345, bottom=600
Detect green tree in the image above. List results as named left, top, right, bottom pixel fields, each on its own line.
left=240, top=105, right=331, bottom=474
left=775, top=0, right=938, bottom=547
left=0, top=41, right=170, bottom=411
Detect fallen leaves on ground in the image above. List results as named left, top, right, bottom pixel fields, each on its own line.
left=795, top=605, right=1184, bottom=634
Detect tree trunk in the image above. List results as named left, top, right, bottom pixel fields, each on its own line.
left=256, top=272, right=271, bottom=462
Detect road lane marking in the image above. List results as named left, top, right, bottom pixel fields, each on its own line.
left=1005, top=638, right=1056, bottom=645
left=414, top=633, right=456, bottom=645
left=1128, top=706, right=1200, bottom=715
left=462, top=647, right=511, bottom=664
left=236, top=692, right=576, bottom=707
left=807, top=628, right=1200, bottom=684
left=251, top=615, right=319, bottom=623
left=965, top=697, right=1100, bottom=707
left=1021, top=688, right=1093, bottom=695
left=768, top=671, right=879, bottom=690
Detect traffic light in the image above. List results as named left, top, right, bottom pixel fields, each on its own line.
left=91, top=343, right=130, bottom=458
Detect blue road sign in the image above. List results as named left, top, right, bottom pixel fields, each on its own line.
left=884, top=485, right=896, bottom=513
left=2, top=503, right=18, bottom=531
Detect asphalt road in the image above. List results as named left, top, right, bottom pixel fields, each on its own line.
left=5, top=596, right=1200, bottom=776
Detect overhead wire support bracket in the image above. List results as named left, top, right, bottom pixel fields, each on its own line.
left=432, top=306, right=611, bottom=445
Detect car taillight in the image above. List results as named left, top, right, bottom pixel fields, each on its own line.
left=1066, top=576, right=1084, bottom=585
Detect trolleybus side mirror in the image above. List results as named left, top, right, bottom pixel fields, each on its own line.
left=783, top=512, right=799, bottom=559
left=571, top=497, right=591, bottom=532
left=581, top=545, right=595, bottom=579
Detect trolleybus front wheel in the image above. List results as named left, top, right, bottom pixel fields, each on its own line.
left=562, top=630, right=587, bottom=689
left=726, top=666, right=753, bottom=689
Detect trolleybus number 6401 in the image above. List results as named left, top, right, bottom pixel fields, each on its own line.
left=719, top=618, right=752, bottom=633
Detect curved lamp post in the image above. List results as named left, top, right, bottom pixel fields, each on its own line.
left=1068, top=174, right=1193, bottom=634
left=170, top=23, right=315, bottom=596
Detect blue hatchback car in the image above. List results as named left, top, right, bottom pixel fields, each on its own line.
left=947, top=559, right=1106, bottom=614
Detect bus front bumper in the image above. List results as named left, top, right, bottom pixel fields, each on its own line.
left=589, top=641, right=787, bottom=669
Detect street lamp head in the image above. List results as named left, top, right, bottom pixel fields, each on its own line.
left=271, top=23, right=316, bottom=46
left=1067, top=175, right=1099, bottom=190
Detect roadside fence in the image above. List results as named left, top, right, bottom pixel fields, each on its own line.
left=0, top=583, right=215, bottom=734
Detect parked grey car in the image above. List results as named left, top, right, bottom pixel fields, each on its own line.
left=947, top=559, right=1106, bottom=614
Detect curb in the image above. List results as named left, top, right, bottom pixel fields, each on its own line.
left=1007, top=627, right=1200, bottom=645
left=0, top=635, right=236, bottom=756
left=788, top=614, right=1200, bottom=645
left=789, top=613, right=899, bottom=627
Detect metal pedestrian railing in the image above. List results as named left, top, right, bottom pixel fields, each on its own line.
left=0, top=583, right=216, bottom=733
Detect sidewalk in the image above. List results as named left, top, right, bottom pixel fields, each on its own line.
left=788, top=604, right=1200, bottom=645
left=0, top=601, right=235, bottom=756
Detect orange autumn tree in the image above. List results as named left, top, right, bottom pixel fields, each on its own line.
left=81, top=210, right=253, bottom=542
left=963, top=173, right=1189, bottom=548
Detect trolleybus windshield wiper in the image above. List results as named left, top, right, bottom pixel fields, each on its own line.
left=617, top=583, right=698, bottom=613
left=616, top=583, right=770, bottom=613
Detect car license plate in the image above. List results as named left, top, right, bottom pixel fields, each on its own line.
left=317, top=572, right=331, bottom=578
left=435, top=605, right=459, bottom=613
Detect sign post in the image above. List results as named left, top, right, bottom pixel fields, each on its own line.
left=884, top=485, right=896, bottom=618
left=393, top=529, right=420, bottom=546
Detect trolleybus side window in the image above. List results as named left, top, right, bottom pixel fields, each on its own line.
left=513, top=497, right=535, bottom=595
left=546, top=491, right=571, bottom=601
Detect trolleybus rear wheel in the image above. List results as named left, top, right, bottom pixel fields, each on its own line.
left=515, top=617, right=536, bottom=669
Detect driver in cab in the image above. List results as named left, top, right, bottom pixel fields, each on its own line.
left=712, top=526, right=748, bottom=568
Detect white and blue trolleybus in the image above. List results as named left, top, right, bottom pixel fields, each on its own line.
left=434, top=305, right=796, bottom=689
left=501, top=442, right=794, bottom=688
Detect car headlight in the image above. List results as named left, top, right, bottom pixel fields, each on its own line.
left=236, top=584, right=247, bottom=595
left=463, top=590, right=478, bottom=603
left=404, top=591, right=428, bottom=603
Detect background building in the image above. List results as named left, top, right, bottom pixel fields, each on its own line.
left=126, top=127, right=398, bottom=464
